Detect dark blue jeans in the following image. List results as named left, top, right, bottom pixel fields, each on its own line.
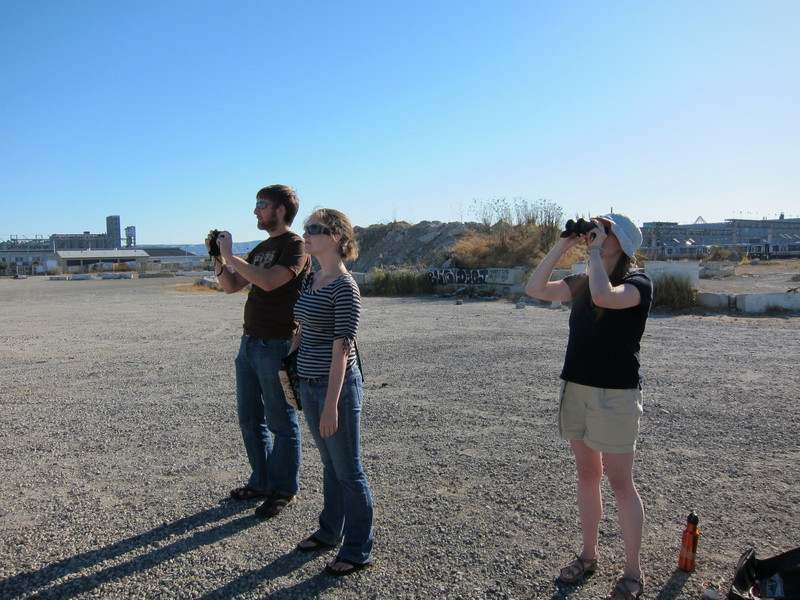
left=235, top=335, right=301, bottom=496
left=300, top=366, right=373, bottom=564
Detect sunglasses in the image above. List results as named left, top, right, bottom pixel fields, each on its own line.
left=304, top=223, right=334, bottom=236
left=255, top=200, right=272, bottom=210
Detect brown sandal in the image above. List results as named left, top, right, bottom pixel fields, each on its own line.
left=605, top=576, right=644, bottom=600
left=557, top=554, right=598, bottom=584
left=229, top=485, right=270, bottom=500
left=324, top=556, right=373, bottom=577
left=296, top=534, right=337, bottom=553
left=254, top=493, right=296, bottom=519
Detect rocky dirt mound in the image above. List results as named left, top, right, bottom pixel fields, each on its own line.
left=348, top=221, right=476, bottom=272
left=180, top=221, right=478, bottom=272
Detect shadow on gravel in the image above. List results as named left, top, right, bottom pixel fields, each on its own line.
left=196, top=553, right=338, bottom=599
left=0, top=500, right=254, bottom=599
left=544, top=569, right=691, bottom=600
left=651, top=568, right=692, bottom=600
left=547, top=579, right=593, bottom=600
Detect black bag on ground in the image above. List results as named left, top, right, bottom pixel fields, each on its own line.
left=729, top=547, right=800, bottom=600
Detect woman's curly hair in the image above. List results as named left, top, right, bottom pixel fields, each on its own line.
left=307, top=208, right=359, bottom=260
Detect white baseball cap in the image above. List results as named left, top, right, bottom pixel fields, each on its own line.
left=596, top=213, right=642, bottom=259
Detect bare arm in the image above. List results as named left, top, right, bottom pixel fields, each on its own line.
left=211, top=231, right=296, bottom=294
left=212, top=257, right=251, bottom=293
left=585, top=247, right=642, bottom=309
left=583, top=223, right=641, bottom=309
left=318, top=338, right=349, bottom=438
left=288, top=323, right=302, bottom=354
left=222, top=255, right=294, bottom=292
left=525, top=236, right=580, bottom=302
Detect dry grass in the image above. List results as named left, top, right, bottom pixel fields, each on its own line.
left=703, top=247, right=747, bottom=262
left=366, top=268, right=433, bottom=296
left=652, top=273, right=696, bottom=311
left=172, top=280, right=225, bottom=293
left=448, top=226, right=547, bottom=269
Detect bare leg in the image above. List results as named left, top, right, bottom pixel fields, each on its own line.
left=570, top=439, right=603, bottom=560
left=603, top=451, right=644, bottom=580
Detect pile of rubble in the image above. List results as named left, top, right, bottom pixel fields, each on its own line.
left=347, top=220, right=476, bottom=272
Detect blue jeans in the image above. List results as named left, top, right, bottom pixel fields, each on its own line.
left=300, top=366, right=373, bottom=564
left=235, top=335, right=301, bottom=496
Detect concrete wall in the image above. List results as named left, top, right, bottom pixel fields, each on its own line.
left=696, top=292, right=734, bottom=311
left=735, top=292, right=800, bottom=313
left=700, top=261, right=735, bottom=279
left=569, top=261, right=702, bottom=285
left=697, top=291, right=800, bottom=313
left=426, top=267, right=528, bottom=297
left=570, top=263, right=586, bottom=275
left=644, top=260, right=700, bottom=286
left=360, top=263, right=800, bottom=313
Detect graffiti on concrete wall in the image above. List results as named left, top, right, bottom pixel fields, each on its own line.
left=427, top=268, right=488, bottom=286
left=426, top=267, right=526, bottom=287
left=486, top=268, right=523, bottom=284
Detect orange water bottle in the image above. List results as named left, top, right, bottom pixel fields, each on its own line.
left=678, top=511, right=701, bottom=572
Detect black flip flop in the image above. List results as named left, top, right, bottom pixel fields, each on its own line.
left=296, top=535, right=336, bottom=553
left=324, top=556, right=373, bottom=577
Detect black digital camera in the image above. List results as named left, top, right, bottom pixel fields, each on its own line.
left=560, top=218, right=597, bottom=238
left=208, top=229, right=221, bottom=257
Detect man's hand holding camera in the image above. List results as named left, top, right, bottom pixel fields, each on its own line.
left=207, top=229, right=236, bottom=280
left=205, top=225, right=295, bottom=295
left=207, top=229, right=234, bottom=259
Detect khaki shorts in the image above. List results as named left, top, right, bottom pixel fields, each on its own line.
left=559, top=381, right=643, bottom=453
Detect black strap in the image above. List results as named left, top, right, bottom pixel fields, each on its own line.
left=354, top=340, right=364, bottom=382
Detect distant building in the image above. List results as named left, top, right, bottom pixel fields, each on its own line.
left=125, top=225, right=137, bottom=247
left=57, top=249, right=150, bottom=272
left=1, top=215, right=122, bottom=252
left=641, top=216, right=800, bottom=259
left=1, top=215, right=201, bottom=275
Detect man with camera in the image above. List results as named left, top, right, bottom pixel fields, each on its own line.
left=207, top=185, right=311, bottom=519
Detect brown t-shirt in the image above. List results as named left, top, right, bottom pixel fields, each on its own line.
left=242, top=232, right=311, bottom=339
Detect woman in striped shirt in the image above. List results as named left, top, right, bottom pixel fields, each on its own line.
left=291, top=208, right=373, bottom=576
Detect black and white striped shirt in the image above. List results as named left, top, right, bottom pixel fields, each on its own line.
left=294, top=272, right=360, bottom=378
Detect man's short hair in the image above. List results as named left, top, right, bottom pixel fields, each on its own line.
left=256, top=185, right=299, bottom=225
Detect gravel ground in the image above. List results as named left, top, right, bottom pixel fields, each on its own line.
left=698, top=261, right=800, bottom=295
left=1, top=274, right=798, bottom=600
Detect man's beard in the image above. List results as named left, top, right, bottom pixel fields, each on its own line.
left=257, top=214, right=278, bottom=232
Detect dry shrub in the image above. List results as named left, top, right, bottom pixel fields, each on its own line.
left=448, top=226, right=544, bottom=269
left=704, top=247, right=745, bottom=262
left=653, top=274, right=696, bottom=311
left=451, top=230, right=591, bottom=271
left=448, top=234, right=493, bottom=268
left=367, top=268, right=433, bottom=296
left=192, top=279, right=223, bottom=292
left=450, top=198, right=569, bottom=269
left=555, top=246, right=588, bottom=270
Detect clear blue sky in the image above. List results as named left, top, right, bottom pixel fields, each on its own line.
left=2, top=1, right=798, bottom=245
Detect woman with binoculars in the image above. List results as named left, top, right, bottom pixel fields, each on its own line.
left=526, top=214, right=653, bottom=600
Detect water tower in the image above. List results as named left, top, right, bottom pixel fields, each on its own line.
left=125, top=226, right=137, bottom=248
